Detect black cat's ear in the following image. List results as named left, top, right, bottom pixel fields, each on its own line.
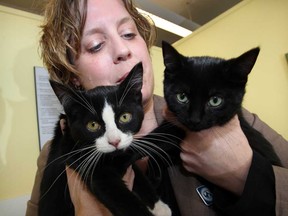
left=49, top=80, right=72, bottom=105
left=226, top=47, right=260, bottom=84
left=162, top=40, right=184, bottom=70
left=119, top=62, right=143, bottom=95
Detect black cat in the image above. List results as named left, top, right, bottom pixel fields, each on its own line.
left=161, top=40, right=281, bottom=167
left=38, top=63, right=174, bottom=216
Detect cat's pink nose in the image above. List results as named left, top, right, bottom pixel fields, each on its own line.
left=109, top=139, right=120, bottom=148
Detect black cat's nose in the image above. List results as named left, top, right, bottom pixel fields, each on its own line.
left=189, top=118, right=201, bottom=126
left=108, top=139, right=120, bottom=148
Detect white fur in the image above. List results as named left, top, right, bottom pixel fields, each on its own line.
left=149, top=200, right=172, bottom=216
left=96, top=101, right=133, bottom=153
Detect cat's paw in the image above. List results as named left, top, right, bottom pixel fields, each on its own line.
left=149, top=200, right=172, bottom=216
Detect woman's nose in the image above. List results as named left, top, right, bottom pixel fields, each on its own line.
left=113, top=40, right=131, bottom=64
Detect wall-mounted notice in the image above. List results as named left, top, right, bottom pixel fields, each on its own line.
left=34, top=67, right=63, bottom=150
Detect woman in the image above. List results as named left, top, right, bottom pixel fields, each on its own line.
left=26, top=0, right=288, bottom=215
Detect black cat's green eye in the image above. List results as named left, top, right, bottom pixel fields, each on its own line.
left=119, top=112, right=132, bottom=124
left=87, top=121, right=101, bottom=132
left=208, top=96, right=223, bottom=107
left=176, top=93, right=189, bottom=104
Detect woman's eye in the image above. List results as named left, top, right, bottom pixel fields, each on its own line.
left=176, top=93, right=189, bottom=104
left=119, top=112, right=132, bottom=124
left=88, top=42, right=104, bottom=53
left=122, top=33, right=136, bottom=40
left=87, top=121, right=101, bottom=132
left=208, top=96, right=223, bottom=107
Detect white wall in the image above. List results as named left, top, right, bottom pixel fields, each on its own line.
left=0, top=195, right=30, bottom=216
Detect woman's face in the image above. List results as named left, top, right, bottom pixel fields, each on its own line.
left=75, top=0, right=154, bottom=104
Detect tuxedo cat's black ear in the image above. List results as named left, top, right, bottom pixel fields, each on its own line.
left=162, top=40, right=184, bottom=70
left=119, top=62, right=143, bottom=94
left=226, top=47, right=260, bottom=84
left=49, top=80, right=72, bottom=105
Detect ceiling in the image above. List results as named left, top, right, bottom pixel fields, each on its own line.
left=0, top=0, right=242, bottom=47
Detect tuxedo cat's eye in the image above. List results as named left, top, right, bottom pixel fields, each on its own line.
left=208, top=96, right=223, bottom=107
left=87, top=121, right=101, bottom=132
left=119, top=113, right=132, bottom=124
left=176, top=93, right=189, bottom=104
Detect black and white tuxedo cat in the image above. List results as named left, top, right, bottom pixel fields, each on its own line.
left=38, top=63, right=178, bottom=216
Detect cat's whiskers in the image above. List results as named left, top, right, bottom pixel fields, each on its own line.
left=63, top=149, right=94, bottom=196
left=64, top=148, right=102, bottom=197
left=39, top=147, right=94, bottom=200
left=135, top=139, right=174, bottom=167
left=76, top=150, right=103, bottom=185
left=68, top=88, right=97, bottom=115
left=39, top=167, right=68, bottom=200
left=134, top=128, right=183, bottom=176
left=135, top=122, right=183, bottom=150
left=43, top=147, right=90, bottom=169
left=143, top=133, right=182, bottom=150
left=40, top=143, right=103, bottom=200
left=118, top=76, right=141, bottom=106
left=130, top=143, right=163, bottom=177
left=88, top=151, right=103, bottom=183
left=118, top=83, right=131, bottom=106
left=43, top=144, right=96, bottom=170
left=131, top=131, right=182, bottom=177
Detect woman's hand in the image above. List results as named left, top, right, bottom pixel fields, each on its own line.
left=164, top=108, right=253, bottom=196
left=66, top=166, right=135, bottom=216
left=66, top=167, right=112, bottom=216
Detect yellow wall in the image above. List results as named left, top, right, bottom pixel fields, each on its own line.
left=0, top=6, right=43, bottom=199
left=173, top=0, right=288, bottom=140
left=151, top=46, right=165, bottom=96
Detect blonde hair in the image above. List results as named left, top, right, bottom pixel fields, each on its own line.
left=40, top=0, right=156, bottom=85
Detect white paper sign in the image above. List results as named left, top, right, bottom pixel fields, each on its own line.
left=34, top=67, right=64, bottom=150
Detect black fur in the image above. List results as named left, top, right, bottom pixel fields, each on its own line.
left=161, top=40, right=281, bottom=166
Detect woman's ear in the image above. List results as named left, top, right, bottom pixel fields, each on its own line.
left=71, top=77, right=82, bottom=89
